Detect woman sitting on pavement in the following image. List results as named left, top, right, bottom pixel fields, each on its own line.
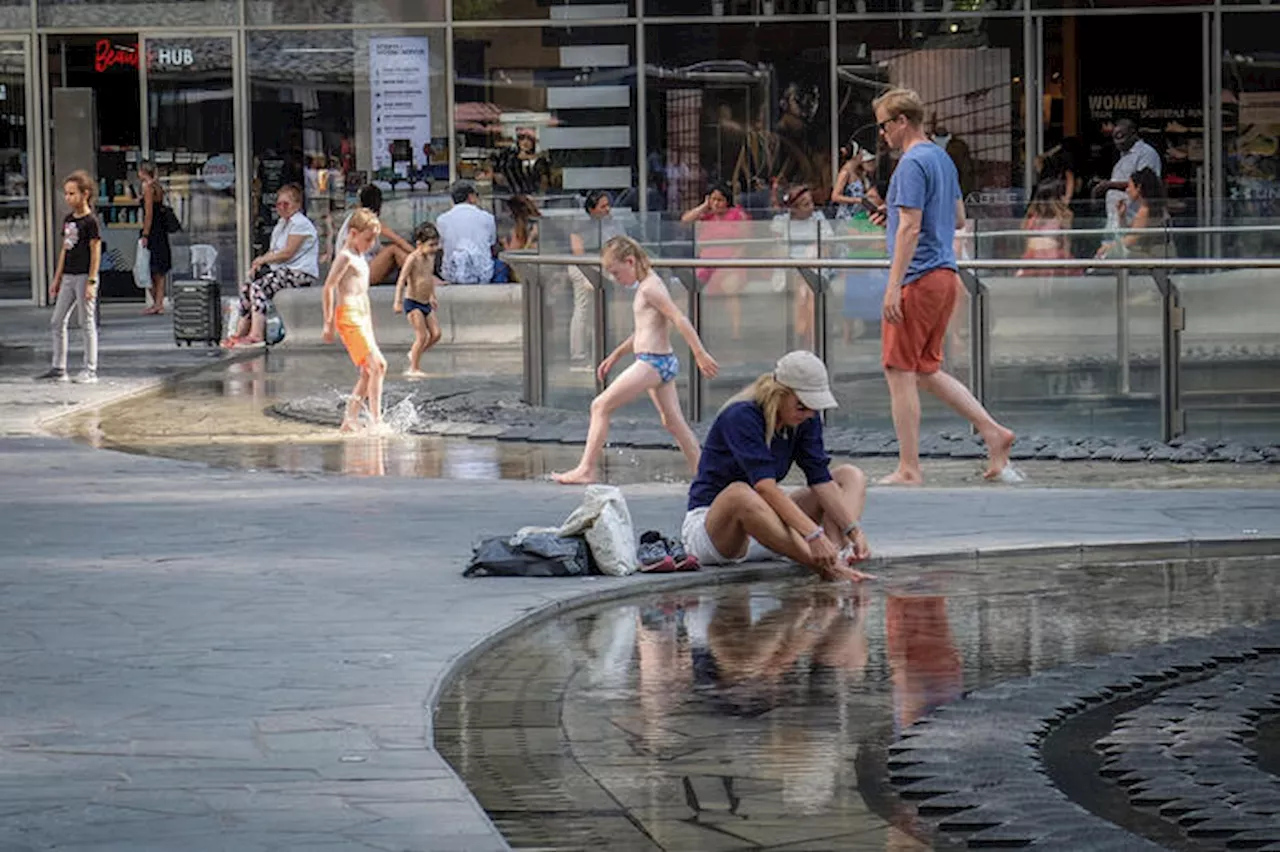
left=681, top=350, right=874, bottom=582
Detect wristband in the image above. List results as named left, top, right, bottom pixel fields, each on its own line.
left=804, top=528, right=824, bottom=543
left=841, top=521, right=860, bottom=538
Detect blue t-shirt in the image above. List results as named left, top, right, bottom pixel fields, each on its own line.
left=687, top=401, right=833, bottom=511
left=886, top=142, right=961, bottom=283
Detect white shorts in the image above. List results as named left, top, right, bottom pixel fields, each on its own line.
left=681, top=506, right=779, bottom=567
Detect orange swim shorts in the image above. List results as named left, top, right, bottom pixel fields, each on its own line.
left=881, top=267, right=960, bottom=374
left=336, top=305, right=376, bottom=367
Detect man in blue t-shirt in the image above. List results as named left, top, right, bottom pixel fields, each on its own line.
left=870, top=88, right=1015, bottom=486
left=681, top=351, right=873, bottom=582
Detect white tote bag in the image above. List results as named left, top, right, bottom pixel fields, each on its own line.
left=133, top=239, right=152, bottom=289
left=556, top=485, right=638, bottom=576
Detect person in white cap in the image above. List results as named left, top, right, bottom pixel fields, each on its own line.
left=681, top=351, right=874, bottom=582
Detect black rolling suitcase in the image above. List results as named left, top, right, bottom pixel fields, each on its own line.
left=172, top=279, right=223, bottom=347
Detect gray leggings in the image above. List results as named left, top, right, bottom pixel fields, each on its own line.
left=50, top=273, right=97, bottom=372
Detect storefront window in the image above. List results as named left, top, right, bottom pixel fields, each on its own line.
left=646, top=22, right=829, bottom=215
left=648, top=0, right=830, bottom=14
left=1034, top=0, right=1203, bottom=6
left=836, top=1, right=1018, bottom=11
left=248, top=29, right=449, bottom=266
left=0, top=39, right=30, bottom=301
left=247, top=0, right=443, bottom=25
left=453, top=25, right=636, bottom=210
left=39, top=0, right=236, bottom=28
left=1223, top=14, right=1280, bottom=230
left=453, top=0, right=633, bottom=22
left=1041, top=13, right=1203, bottom=232
left=0, top=0, right=28, bottom=29
left=837, top=18, right=1024, bottom=217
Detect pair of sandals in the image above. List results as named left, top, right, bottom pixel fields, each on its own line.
left=637, top=530, right=700, bottom=573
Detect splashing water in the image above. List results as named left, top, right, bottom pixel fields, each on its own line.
left=383, top=396, right=421, bottom=434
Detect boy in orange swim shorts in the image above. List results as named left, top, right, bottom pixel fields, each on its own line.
left=322, top=208, right=388, bottom=432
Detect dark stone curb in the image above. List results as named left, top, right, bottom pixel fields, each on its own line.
left=1099, top=657, right=1280, bottom=846
left=887, top=620, right=1280, bottom=850
left=271, top=391, right=1280, bottom=465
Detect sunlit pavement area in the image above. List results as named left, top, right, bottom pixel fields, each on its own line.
left=3, top=306, right=1280, bottom=850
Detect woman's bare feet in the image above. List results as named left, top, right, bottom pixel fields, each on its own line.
left=878, top=469, right=923, bottom=486
left=551, top=467, right=597, bottom=485
left=981, top=426, right=1017, bottom=480
left=141, top=305, right=164, bottom=316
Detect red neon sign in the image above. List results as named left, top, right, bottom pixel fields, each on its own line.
left=94, top=39, right=138, bottom=73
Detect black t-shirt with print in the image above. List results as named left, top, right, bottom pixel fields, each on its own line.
left=62, top=213, right=101, bottom=275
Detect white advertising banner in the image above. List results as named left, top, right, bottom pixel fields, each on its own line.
left=369, top=36, right=431, bottom=174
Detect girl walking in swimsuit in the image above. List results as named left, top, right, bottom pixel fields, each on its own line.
left=321, top=208, right=388, bottom=433
left=553, top=236, right=719, bottom=485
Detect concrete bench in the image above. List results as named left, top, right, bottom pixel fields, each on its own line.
left=271, top=283, right=523, bottom=348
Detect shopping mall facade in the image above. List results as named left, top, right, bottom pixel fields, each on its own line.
left=0, top=0, right=1275, bottom=302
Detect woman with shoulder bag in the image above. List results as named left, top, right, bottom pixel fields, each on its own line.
left=138, top=163, right=173, bottom=315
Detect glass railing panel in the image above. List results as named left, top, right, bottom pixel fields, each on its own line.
left=1178, top=268, right=1280, bottom=444
left=540, top=258, right=599, bottom=414
left=981, top=267, right=1162, bottom=441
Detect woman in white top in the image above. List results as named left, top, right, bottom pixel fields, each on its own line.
left=226, top=183, right=319, bottom=347
left=771, top=185, right=834, bottom=351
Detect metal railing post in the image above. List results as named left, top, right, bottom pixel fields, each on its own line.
left=593, top=262, right=607, bottom=395
left=1153, top=269, right=1185, bottom=442
left=521, top=263, right=544, bottom=407
left=958, top=269, right=988, bottom=406
left=1116, top=270, right=1131, bottom=396
left=687, top=274, right=703, bottom=422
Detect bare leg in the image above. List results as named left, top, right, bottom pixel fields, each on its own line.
left=424, top=312, right=442, bottom=351
left=703, top=482, right=816, bottom=568
left=792, top=465, right=868, bottom=544
left=341, top=370, right=369, bottom=432
left=365, top=348, right=387, bottom=425
left=882, top=367, right=924, bottom=485
left=918, top=369, right=1015, bottom=478
left=552, top=360, right=661, bottom=484
left=406, top=310, right=429, bottom=373
left=367, top=245, right=406, bottom=286
left=649, top=379, right=701, bottom=473
left=144, top=272, right=166, bottom=314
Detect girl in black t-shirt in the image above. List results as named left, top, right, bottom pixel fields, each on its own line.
left=37, top=170, right=102, bottom=383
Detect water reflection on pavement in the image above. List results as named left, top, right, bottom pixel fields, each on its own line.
left=437, top=558, right=1280, bottom=851
left=44, top=349, right=1280, bottom=489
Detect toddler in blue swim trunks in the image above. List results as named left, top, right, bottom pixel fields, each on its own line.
left=553, top=236, right=719, bottom=485
left=393, top=222, right=446, bottom=379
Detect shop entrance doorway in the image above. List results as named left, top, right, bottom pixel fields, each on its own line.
left=44, top=32, right=241, bottom=303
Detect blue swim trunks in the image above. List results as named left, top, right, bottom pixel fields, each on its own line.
left=403, top=297, right=433, bottom=317
left=636, top=351, right=679, bottom=383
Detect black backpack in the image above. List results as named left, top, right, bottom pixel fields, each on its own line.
left=160, top=203, right=182, bottom=234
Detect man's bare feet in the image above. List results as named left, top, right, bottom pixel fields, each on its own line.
left=551, top=467, right=597, bottom=485
left=981, top=426, right=1017, bottom=480
left=403, top=369, right=428, bottom=379
left=878, top=469, right=923, bottom=486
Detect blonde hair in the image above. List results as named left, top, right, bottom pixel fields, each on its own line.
left=346, top=207, right=381, bottom=235
left=601, top=235, right=651, bottom=278
left=723, top=372, right=794, bottom=445
left=64, top=170, right=95, bottom=207
left=872, top=88, right=925, bottom=127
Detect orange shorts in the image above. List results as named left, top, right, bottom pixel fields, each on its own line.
left=336, top=305, right=376, bottom=367
left=881, top=267, right=960, bottom=374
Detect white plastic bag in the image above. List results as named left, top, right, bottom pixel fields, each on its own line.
left=133, top=240, right=151, bottom=289
left=556, top=484, right=637, bottom=576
